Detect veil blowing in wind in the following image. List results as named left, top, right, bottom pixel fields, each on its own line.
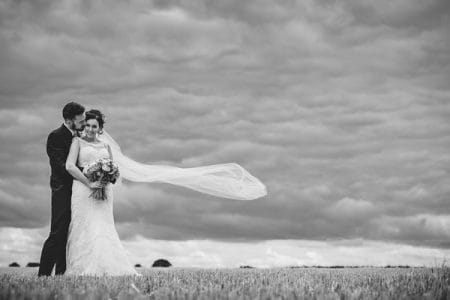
left=98, top=130, right=267, bottom=200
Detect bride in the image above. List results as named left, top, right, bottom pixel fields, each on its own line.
left=64, top=109, right=267, bottom=276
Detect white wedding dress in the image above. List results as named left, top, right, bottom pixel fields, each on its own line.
left=63, top=131, right=267, bottom=276
left=65, top=138, right=139, bottom=276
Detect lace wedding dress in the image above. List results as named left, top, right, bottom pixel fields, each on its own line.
left=65, top=138, right=139, bottom=276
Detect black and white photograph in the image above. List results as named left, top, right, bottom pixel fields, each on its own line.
left=1, top=0, right=449, bottom=299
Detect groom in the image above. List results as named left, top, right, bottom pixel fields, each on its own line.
left=38, top=102, right=86, bottom=276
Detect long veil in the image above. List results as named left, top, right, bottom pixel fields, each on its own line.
left=98, top=131, right=267, bottom=200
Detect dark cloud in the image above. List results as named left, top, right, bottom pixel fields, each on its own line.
left=0, top=0, right=449, bottom=259
left=345, top=0, right=450, bottom=31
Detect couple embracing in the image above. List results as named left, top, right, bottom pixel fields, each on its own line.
left=38, top=102, right=267, bottom=277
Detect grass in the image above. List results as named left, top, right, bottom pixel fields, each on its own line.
left=1, top=266, right=449, bottom=299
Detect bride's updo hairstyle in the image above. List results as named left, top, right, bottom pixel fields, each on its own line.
left=85, top=109, right=106, bottom=133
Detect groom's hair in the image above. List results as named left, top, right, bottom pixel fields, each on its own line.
left=63, top=102, right=85, bottom=120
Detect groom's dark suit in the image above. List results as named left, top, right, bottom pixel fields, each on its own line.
left=38, top=124, right=75, bottom=276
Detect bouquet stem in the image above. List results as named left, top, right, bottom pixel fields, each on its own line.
left=91, top=187, right=106, bottom=200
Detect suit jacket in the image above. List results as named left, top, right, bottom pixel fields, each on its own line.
left=47, top=124, right=74, bottom=190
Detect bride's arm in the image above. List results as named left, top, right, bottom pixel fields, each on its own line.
left=106, top=144, right=113, bottom=160
left=66, top=138, right=102, bottom=189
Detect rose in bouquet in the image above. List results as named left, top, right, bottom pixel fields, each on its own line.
left=83, top=158, right=120, bottom=200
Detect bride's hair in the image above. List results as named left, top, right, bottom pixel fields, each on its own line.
left=85, top=109, right=105, bottom=131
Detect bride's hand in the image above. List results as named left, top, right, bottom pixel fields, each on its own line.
left=89, top=181, right=103, bottom=189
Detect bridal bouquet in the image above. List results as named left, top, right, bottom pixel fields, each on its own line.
left=83, top=158, right=120, bottom=200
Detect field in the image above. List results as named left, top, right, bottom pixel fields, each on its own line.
left=1, top=267, right=449, bottom=299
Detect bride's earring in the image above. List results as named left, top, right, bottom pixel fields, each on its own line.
left=98, top=129, right=103, bottom=135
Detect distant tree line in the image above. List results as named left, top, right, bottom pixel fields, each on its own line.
left=289, top=265, right=413, bottom=268
left=136, top=258, right=173, bottom=268
left=8, top=260, right=415, bottom=269
left=152, top=259, right=172, bottom=267
left=8, top=259, right=173, bottom=268
left=9, top=262, right=41, bottom=267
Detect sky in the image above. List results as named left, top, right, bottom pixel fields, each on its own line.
left=0, top=0, right=450, bottom=268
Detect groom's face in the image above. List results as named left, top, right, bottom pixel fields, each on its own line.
left=71, top=113, right=86, bottom=131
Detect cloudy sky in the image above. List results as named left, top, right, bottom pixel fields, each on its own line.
left=1, top=0, right=450, bottom=268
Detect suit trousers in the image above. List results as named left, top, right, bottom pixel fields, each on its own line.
left=38, top=182, right=72, bottom=276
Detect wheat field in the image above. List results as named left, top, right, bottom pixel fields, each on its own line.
left=1, top=267, right=449, bottom=299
